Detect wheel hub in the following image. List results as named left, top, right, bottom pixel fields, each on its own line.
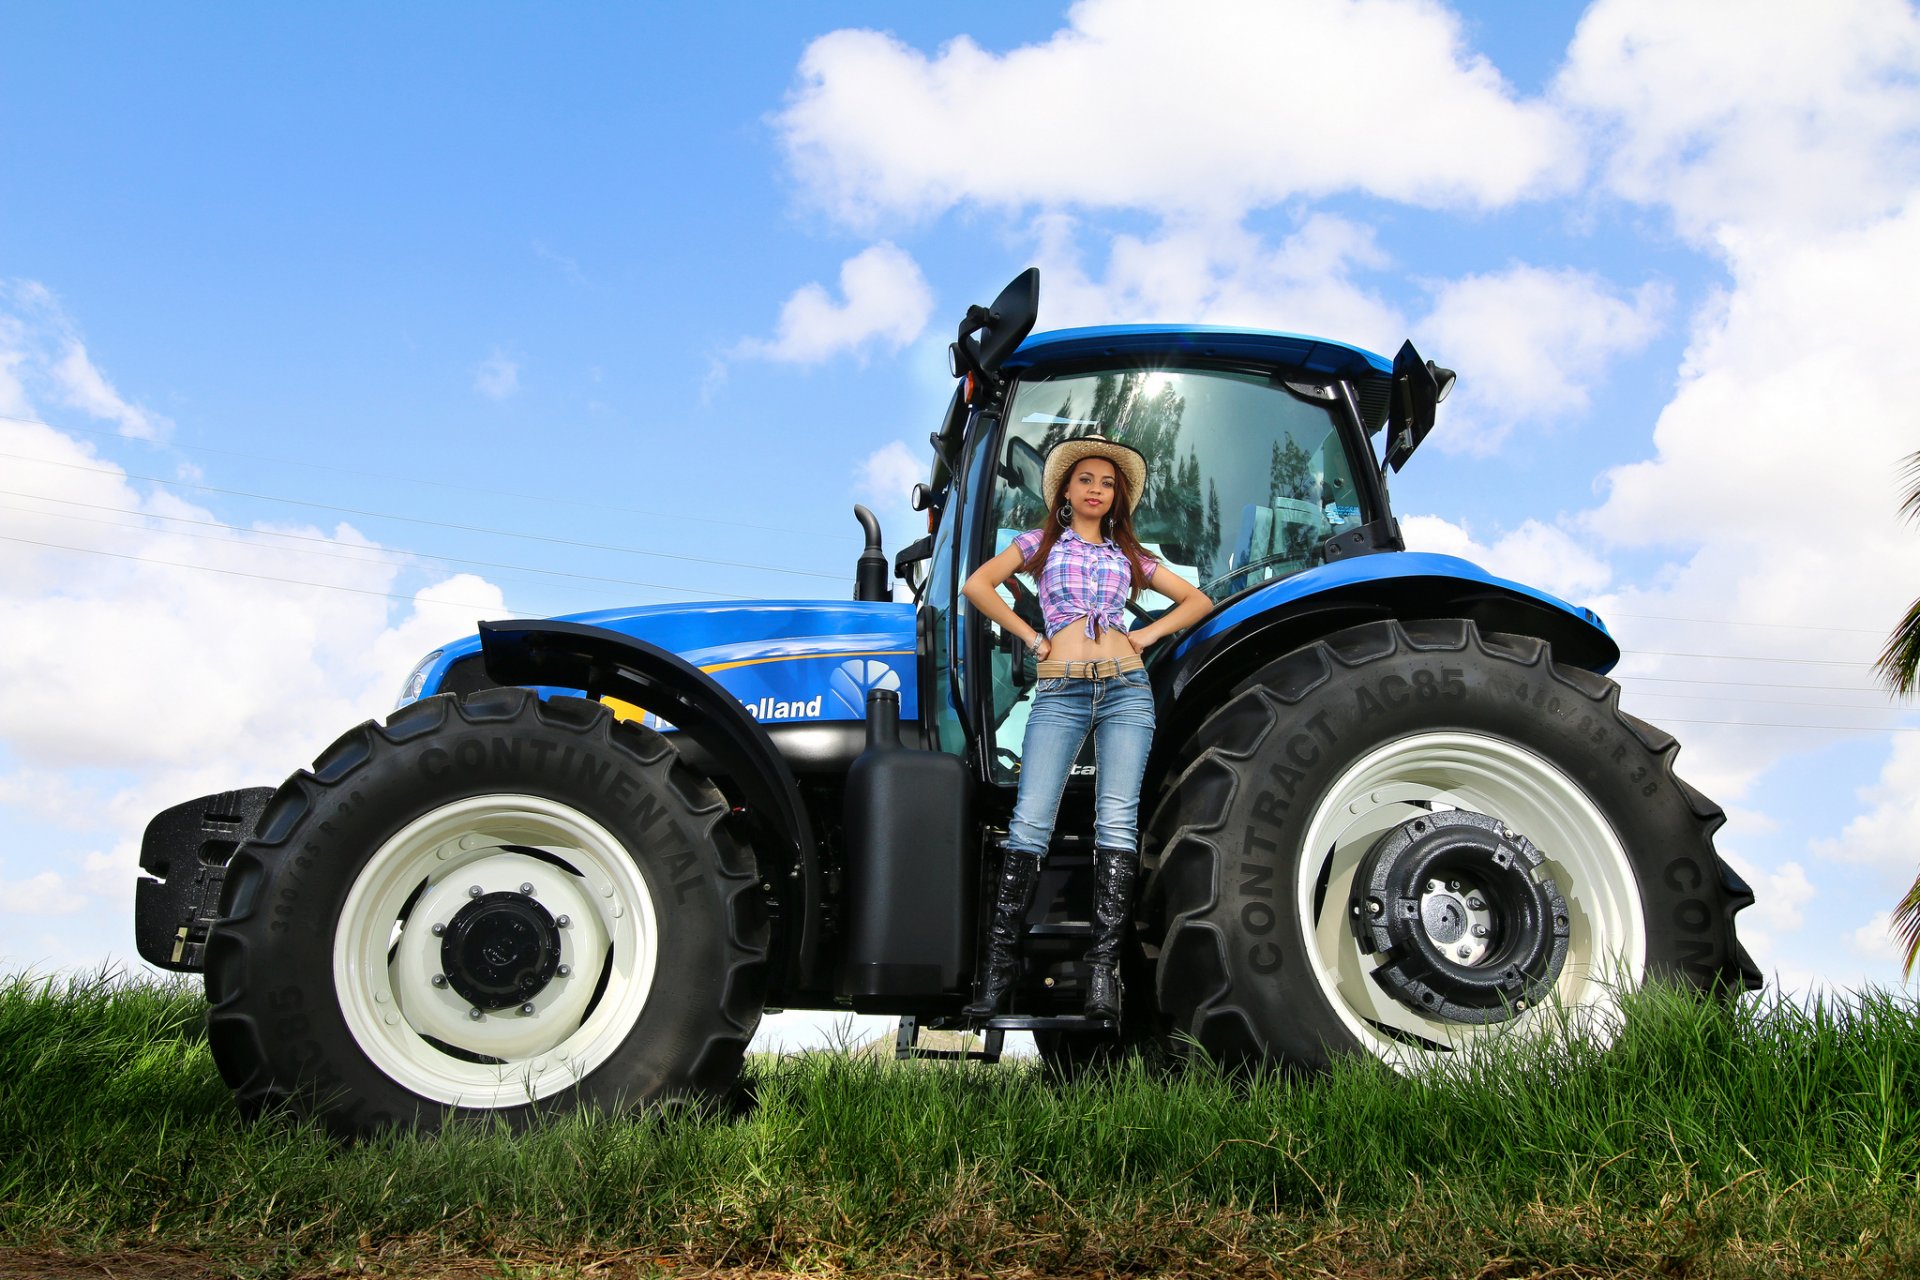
left=440, top=890, right=563, bottom=1010
left=1349, top=809, right=1569, bottom=1024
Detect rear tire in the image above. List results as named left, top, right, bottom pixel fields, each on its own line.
left=203, top=689, right=767, bottom=1136
left=1146, top=619, right=1758, bottom=1073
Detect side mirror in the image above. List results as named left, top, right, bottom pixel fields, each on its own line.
left=1000, top=436, right=1045, bottom=499
left=893, top=536, right=933, bottom=603
left=1383, top=340, right=1456, bottom=473
left=952, top=267, right=1040, bottom=387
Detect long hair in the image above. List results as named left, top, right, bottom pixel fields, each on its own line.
left=1019, top=456, right=1153, bottom=596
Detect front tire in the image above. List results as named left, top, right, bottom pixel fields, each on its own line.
left=1147, top=619, right=1758, bottom=1073
left=203, top=688, right=767, bottom=1135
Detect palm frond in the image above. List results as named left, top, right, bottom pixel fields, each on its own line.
left=1876, top=597, right=1920, bottom=696
left=1894, top=872, right=1920, bottom=978
left=1876, top=451, right=1920, bottom=695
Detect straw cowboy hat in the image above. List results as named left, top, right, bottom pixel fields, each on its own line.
left=1042, top=434, right=1148, bottom=508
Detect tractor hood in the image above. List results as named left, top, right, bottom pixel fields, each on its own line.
left=411, top=600, right=920, bottom=724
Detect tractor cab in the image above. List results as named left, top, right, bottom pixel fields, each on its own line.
left=969, top=343, right=1391, bottom=785
left=906, top=271, right=1448, bottom=791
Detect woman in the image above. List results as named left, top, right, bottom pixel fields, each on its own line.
left=960, top=434, right=1212, bottom=1020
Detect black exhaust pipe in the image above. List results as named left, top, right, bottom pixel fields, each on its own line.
left=853, top=504, right=889, bottom=601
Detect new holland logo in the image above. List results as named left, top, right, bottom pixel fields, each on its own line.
left=827, top=658, right=901, bottom=716
left=739, top=658, right=901, bottom=721
left=741, top=694, right=824, bottom=721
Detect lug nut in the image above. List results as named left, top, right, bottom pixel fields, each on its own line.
left=556, top=914, right=571, bottom=928
left=519, top=1002, right=536, bottom=1016
left=520, top=882, right=535, bottom=896
left=1367, top=898, right=1383, bottom=917
left=1468, top=898, right=1486, bottom=911
left=1457, top=946, right=1472, bottom=960
left=1515, top=999, right=1529, bottom=1012
left=1425, top=880, right=1439, bottom=894
left=557, top=964, right=571, bottom=978
left=468, top=884, right=483, bottom=898
left=1447, top=879, right=1461, bottom=892
left=1472, top=925, right=1489, bottom=938
left=431, top=974, right=448, bottom=988
left=468, top=1007, right=483, bottom=1021
left=431, top=922, right=446, bottom=937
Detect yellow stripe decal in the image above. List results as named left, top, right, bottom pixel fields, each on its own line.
left=697, top=648, right=914, bottom=674
left=599, top=649, right=915, bottom=724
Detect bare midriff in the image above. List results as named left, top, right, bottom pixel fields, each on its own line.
left=1045, top=615, right=1139, bottom=663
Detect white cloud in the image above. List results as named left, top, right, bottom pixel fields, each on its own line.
left=0, top=292, right=509, bottom=966
left=0, top=281, right=168, bottom=440
left=737, top=242, right=933, bottom=364
left=777, top=0, right=1579, bottom=225
left=1562, top=179, right=1920, bottom=802
left=1558, top=0, right=1920, bottom=239
left=1031, top=213, right=1403, bottom=347
left=0, top=870, right=88, bottom=916
left=1811, top=734, right=1920, bottom=876
left=857, top=440, right=923, bottom=509
left=474, top=348, right=520, bottom=400
left=1723, top=852, right=1816, bottom=944
left=1712, top=852, right=1812, bottom=971
left=1400, top=513, right=1614, bottom=603
left=1848, top=910, right=1910, bottom=970
left=1417, top=265, right=1669, bottom=454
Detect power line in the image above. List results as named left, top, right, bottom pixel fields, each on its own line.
left=0, top=411, right=850, bottom=542
left=1, top=533, right=526, bottom=612
left=1651, top=716, right=1920, bottom=735
left=0, top=493, right=758, bottom=601
left=2, top=450, right=845, bottom=583
left=1625, top=650, right=1877, bottom=668
left=1607, top=611, right=1888, bottom=636
left=1615, top=673, right=1895, bottom=693
left=1627, top=689, right=1915, bottom=713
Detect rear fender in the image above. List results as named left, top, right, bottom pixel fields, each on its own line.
left=480, top=619, right=821, bottom=987
left=1157, top=553, right=1619, bottom=753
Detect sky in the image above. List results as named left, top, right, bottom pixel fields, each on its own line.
left=2, top=0, right=1917, bottom=1054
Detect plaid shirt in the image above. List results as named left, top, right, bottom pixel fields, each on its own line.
left=1013, top=527, right=1158, bottom=639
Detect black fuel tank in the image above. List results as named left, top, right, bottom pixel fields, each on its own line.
left=839, top=688, right=974, bottom=1007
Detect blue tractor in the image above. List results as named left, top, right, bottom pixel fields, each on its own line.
left=134, top=270, right=1760, bottom=1134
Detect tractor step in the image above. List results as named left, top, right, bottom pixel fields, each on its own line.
left=891, top=1013, right=1114, bottom=1064
left=982, top=1014, right=1115, bottom=1032
left=894, top=1015, right=1004, bottom=1062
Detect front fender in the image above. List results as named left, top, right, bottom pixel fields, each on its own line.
left=1161, top=552, right=1618, bottom=716
left=480, top=619, right=821, bottom=987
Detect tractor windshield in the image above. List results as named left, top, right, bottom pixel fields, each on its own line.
left=978, top=366, right=1367, bottom=781
left=989, top=366, right=1364, bottom=614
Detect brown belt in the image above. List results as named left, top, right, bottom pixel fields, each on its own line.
left=1035, top=654, right=1145, bottom=680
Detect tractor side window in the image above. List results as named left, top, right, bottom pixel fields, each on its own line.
left=981, top=366, right=1360, bottom=781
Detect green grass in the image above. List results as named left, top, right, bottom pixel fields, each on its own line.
left=1, top=971, right=1916, bottom=1278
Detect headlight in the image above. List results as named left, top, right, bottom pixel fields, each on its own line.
left=395, top=650, right=443, bottom=708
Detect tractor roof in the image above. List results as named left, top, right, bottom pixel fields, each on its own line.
left=1004, top=325, right=1393, bottom=381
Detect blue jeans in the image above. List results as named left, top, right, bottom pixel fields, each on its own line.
left=1005, top=669, right=1156, bottom=857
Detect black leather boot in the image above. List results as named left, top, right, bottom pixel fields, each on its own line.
left=1084, top=847, right=1138, bottom=1019
left=963, top=846, right=1042, bottom=1020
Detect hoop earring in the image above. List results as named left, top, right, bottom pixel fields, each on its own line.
left=1057, top=502, right=1073, bottom=528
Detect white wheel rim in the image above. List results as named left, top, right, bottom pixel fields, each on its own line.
left=1297, top=731, right=1646, bottom=1070
left=333, top=794, right=659, bottom=1108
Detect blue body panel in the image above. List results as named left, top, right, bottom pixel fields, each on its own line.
left=1006, top=325, right=1393, bottom=379
left=416, top=600, right=919, bottom=724
left=1172, top=552, right=1616, bottom=672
